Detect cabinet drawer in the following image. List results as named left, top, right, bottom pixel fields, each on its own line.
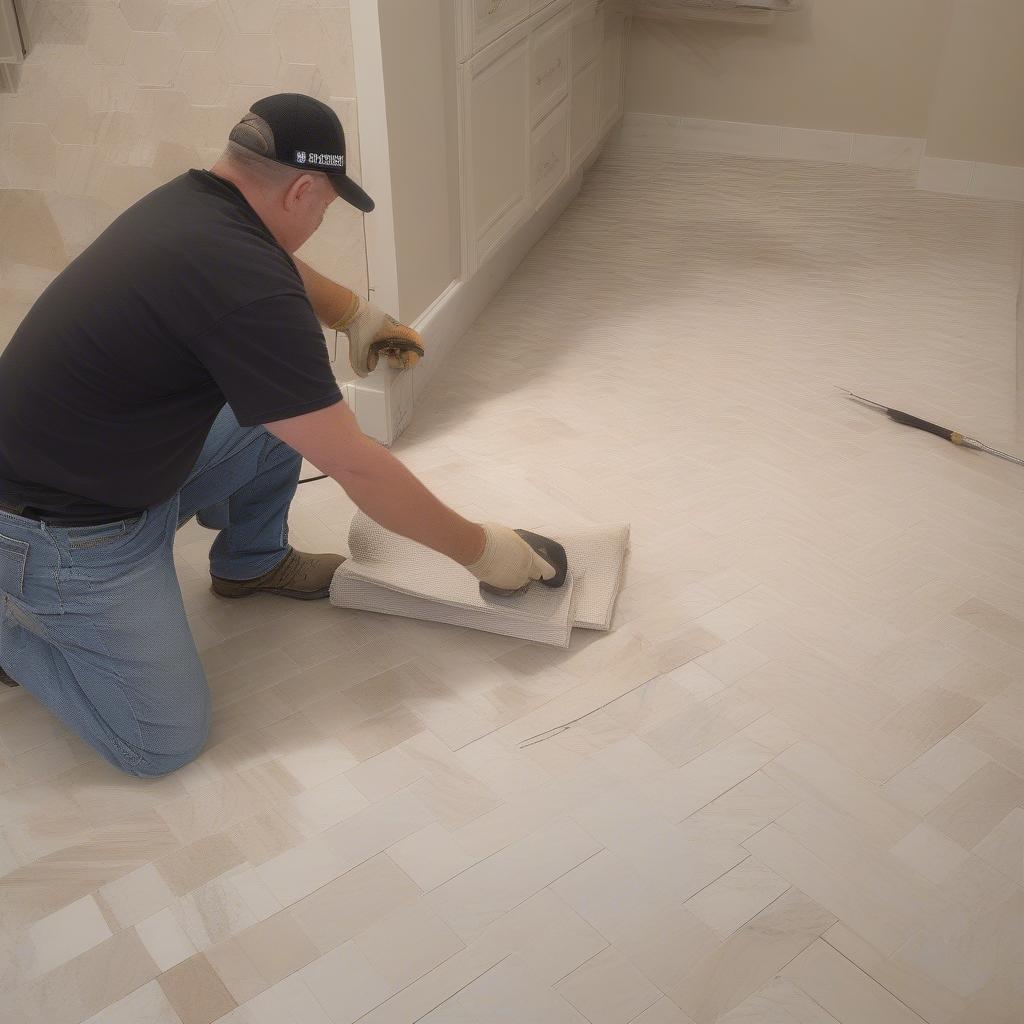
left=571, top=0, right=603, bottom=74
left=570, top=60, right=600, bottom=167
left=530, top=4, right=571, bottom=126
left=465, top=33, right=533, bottom=267
left=462, top=0, right=531, bottom=59
left=530, top=98, right=569, bottom=208
left=600, top=10, right=626, bottom=132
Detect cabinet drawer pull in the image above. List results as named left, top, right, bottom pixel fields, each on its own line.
left=535, top=57, right=563, bottom=87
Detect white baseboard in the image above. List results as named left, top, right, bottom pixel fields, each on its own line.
left=917, top=156, right=1024, bottom=203
left=343, top=165, right=586, bottom=445
left=614, top=113, right=1024, bottom=203
left=615, top=112, right=926, bottom=170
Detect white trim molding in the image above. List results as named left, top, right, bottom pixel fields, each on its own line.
left=614, top=113, right=926, bottom=169
left=343, top=163, right=588, bottom=446
left=614, top=112, right=1024, bottom=203
left=917, top=156, right=1024, bottom=203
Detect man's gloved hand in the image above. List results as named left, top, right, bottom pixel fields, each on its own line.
left=464, top=523, right=557, bottom=593
left=330, top=295, right=425, bottom=378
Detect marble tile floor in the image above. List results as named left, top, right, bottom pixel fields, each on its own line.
left=2, top=147, right=1024, bottom=1023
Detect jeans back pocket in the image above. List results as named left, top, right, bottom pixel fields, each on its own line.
left=0, top=533, right=29, bottom=597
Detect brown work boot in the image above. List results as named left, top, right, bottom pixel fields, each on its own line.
left=0, top=665, right=19, bottom=687
left=211, top=549, right=344, bottom=601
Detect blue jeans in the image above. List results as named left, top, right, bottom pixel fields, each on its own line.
left=0, top=406, right=302, bottom=778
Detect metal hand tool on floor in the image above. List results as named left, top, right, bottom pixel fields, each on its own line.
left=837, top=387, right=1024, bottom=468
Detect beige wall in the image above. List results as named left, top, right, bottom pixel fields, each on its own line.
left=624, top=0, right=950, bottom=138
left=377, top=0, right=460, bottom=325
left=0, top=0, right=366, bottom=354
left=926, top=0, right=1024, bottom=167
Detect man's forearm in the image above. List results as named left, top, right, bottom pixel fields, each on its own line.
left=293, top=256, right=358, bottom=327
left=334, top=436, right=486, bottom=567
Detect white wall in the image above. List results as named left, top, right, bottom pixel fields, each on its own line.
left=625, top=0, right=1024, bottom=169
left=0, top=0, right=366, bottom=353
left=925, top=0, right=1024, bottom=167
left=624, top=0, right=950, bottom=138
left=377, top=0, right=460, bottom=325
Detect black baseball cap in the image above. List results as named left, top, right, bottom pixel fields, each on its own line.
left=229, top=93, right=375, bottom=213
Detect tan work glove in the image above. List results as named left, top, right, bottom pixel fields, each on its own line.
left=465, top=523, right=557, bottom=593
left=330, top=295, right=425, bottom=378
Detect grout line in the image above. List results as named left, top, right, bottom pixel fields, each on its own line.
left=820, top=933, right=932, bottom=1023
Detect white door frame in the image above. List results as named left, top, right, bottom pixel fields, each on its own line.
left=349, top=0, right=400, bottom=314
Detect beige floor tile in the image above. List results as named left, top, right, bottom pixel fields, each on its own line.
left=675, top=770, right=799, bottom=844
left=99, top=862, right=177, bottom=928
left=555, top=946, right=662, bottom=1024
left=644, top=736, right=777, bottom=823
left=136, top=906, right=199, bottom=972
left=80, top=979, right=185, bottom=1024
left=426, top=819, right=601, bottom=942
left=343, top=746, right=424, bottom=801
left=298, top=942, right=396, bottom=1024
left=13, top=928, right=159, bottom=1024
left=744, top=820, right=922, bottom=958
left=231, top=909, right=321, bottom=989
left=205, top=938, right=269, bottom=1006
left=220, top=974, right=332, bottom=1024
left=171, top=868, right=280, bottom=952
left=685, top=857, right=791, bottom=938
left=288, top=854, right=421, bottom=955
left=468, top=889, right=609, bottom=989
left=157, top=834, right=247, bottom=896
left=354, top=903, right=465, bottom=990
left=452, top=954, right=589, bottom=1023
left=226, top=810, right=306, bottom=868
left=569, top=782, right=748, bottom=904
left=158, top=952, right=237, bottom=1024
left=629, top=1000, right=699, bottom=1024
left=823, top=923, right=966, bottom=1024
left=894, top=888, right=1024, bottom=1001
left=668, top=889, right=836, bottom=1023
left=15, top=894, right=112, bottom=980
left=925, top=761, right=1024, bottom=848
left=717, top=977, right=841, bottom=1023
left=764, top=741, right=918, bottom=847
left=386, top=823, right=477, bottom=891
left=782, top=940, right=928, bottom=1024
left=972, top=807, right=1024, bottom=884
left=277, top=771, right=370, bottom=835
left=890, top=823, right=970, bottom=885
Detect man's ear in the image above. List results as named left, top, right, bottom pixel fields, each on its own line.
left=283, top=174, right=316, bottom=211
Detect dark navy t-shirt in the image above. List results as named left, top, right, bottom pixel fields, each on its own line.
left=0, top=170, right=341, bottom=521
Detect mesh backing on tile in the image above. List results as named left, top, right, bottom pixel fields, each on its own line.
left=329, top=513, right=629, bottom=648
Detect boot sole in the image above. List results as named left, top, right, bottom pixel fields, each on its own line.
left=211, top=584, right=330, bottom=601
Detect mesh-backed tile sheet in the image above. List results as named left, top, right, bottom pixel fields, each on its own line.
left=329, top=513, right=629, bottom=648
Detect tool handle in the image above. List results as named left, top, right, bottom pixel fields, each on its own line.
left=886, top=408, right=963, bottom=445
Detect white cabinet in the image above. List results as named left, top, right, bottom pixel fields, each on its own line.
left=462, top=27, right=533, bottom=269
left=570, top=60, right=600, bottom=168
left=458, top=0, right=531, bottom=60
left=457, top=0, right=626, bottom=271
left=529, top=3, right=572, bottom=125
left=600, top=8, right=627, bottom=133
left=531, top=98, right=570, bottom=209
left=570, top=0, right=603, bottom=74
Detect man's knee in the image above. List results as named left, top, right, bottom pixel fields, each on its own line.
left=109, top=739, right=206, bottom=778
left=103, top=715, right=209, bottom=779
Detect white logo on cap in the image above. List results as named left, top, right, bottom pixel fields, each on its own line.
left=307, top=152, right=345, bottom=169
left=295, top=151, right=307, bottom=164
